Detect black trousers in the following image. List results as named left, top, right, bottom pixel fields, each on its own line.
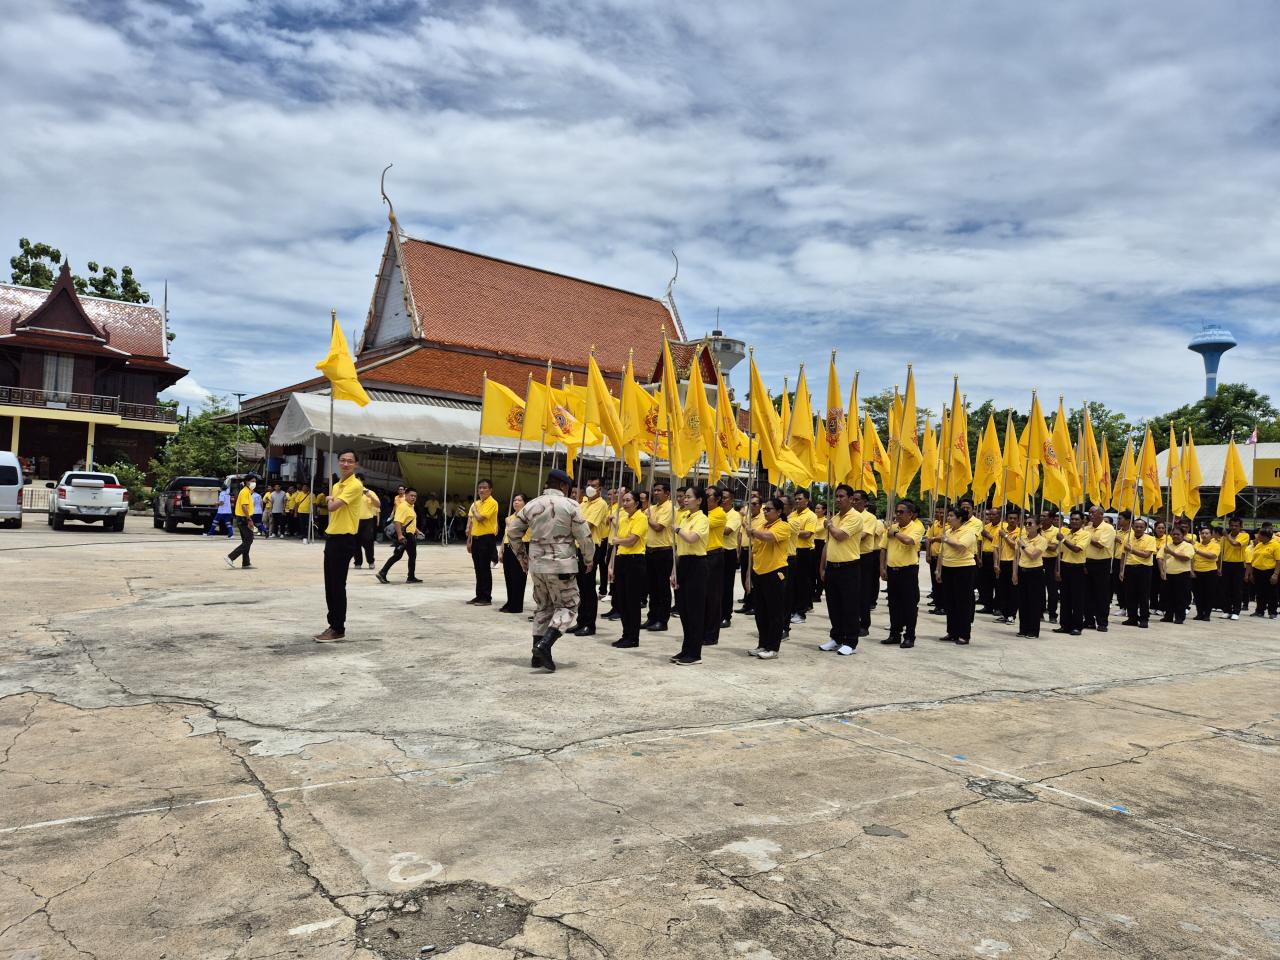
left=886, top=565, right=919, bottom=641
left=942, top=565, right=976, bottom=640
left=1220, top=562, right=1245, bottom=615
left=356, top=517, right=376, bottom=565
left=1165, top=571, right=1190, bottom=622
left=703, top=550, right=724, bottom=645
left=501, top=547, right=526, bottom=611
left=646, top=548, right=673, bottom=626
left=927, top=555, right=942, bottom=608
left=798, top=547, right=817, bottom=611
left=471, top=533, right=496, bottom=601
left=676, top=555, right=708, bottom=659
left=786, top=556, right=802, bottom=618
left=324, top=533, right=357, bottom=632
left=1150, top=566, right=1164, bottom=612
left=753, top=568, right=787, bottom=652
left=1044, top=562, right=1059, bottom=618
left=824, top=560, right=861, bottom=646
left=978, top=552, right=996, bottom=609
left=1059, top=563, right=1086, bottom=631
left=721, top=546, right=738, bottom=624
left=812, top=541, right=826, bottom=600
left=864, top=550, right=881, bottom=610
left=228, top=517, right=254, bottom=566
left=1017, top=567, right=1045, bottom=636
left=1253, top=572, right=1278, bottom=616
left=576, top=546, right=599, bottom=629
left=1086, top=559, right=1112, bottom=629
left=380, top=537, right=417, bottom=580
left=997, top=562, right=1016, bottom=618
left=598, top=541, right=610, bottom=597
left=1124, top=565, right=1152, bottom=624
left=614, top=553, right=645, bottom=642
left=1192, top=571, right=1216, bottom=618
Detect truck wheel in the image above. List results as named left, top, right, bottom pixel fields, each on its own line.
left=52, top=510, right=65, bottom=530
left=163, top=516, right=176, bottom=532
left=47, top=511, right=53, bottom=527
left=14, top=516, right=21, bottom=530
left=114, top=516, right=126, bottom=532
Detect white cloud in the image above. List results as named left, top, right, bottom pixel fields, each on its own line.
left=2, top=0, right=1277, bottom=420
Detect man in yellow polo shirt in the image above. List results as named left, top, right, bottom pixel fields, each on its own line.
left=818, top=483, right=865, bottom=655
left=377, top=488, right=422, bottom=584
left=644, top=482, right=676, bottom=632
left=1120, top=517, right=1157, bottom=628
left=881, top=499, right=925, bottom=648
left=1054, top=509, right=1090, bottom=636
left=1219, top=517, right=1250, bottom=620
left=354, top=476, right=380, bottom=569
left=1247, top=523, right=1278, bottom=619
left=788, top=489, right=818, bottom=624
left=466, top=479, right=499, bottom=606
left=1084, top=506, right=1117, bottom=632
left=850, top=489, right=882, bottom=638
left=225, top=476, right=257, bottom=569
left=315, top=451, right=365, bottom=642
left=572, top=477, right=610, bottom=635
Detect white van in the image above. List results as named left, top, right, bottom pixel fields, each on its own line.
left=0, top=451, right=22, bottom=529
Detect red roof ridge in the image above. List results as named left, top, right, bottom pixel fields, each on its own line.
left=399, top=234, right=676, bottom=318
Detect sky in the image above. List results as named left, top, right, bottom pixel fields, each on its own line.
left=3, top=0, right=1278, bottom=419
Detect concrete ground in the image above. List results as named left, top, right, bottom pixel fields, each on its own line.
left=0, top=523, right=1276, bottom=960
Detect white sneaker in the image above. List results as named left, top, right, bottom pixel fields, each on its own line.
left=819, top=640, right=839, bottom=652
left=837, top=644, right=855, bottom=656
left=1229, top=613, right=1239, bottom=620
left=756, top=650, right=778, bottom=660
left=790, top=613, right=803, bottom=625
left=749, top=647, right=764, bottom=657
left=224, top=556, right=235, bottom=568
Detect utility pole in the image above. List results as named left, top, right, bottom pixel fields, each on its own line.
left=233, top=392, right=247, bottom=473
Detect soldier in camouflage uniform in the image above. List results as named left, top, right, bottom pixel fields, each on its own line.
left=505, top=469, right=595, bottom=673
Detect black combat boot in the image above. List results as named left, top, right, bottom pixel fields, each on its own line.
left=534, top=628, right=562, bottom=672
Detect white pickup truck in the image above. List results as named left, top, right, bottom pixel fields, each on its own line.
left=47, top=471, right=129, bottom=531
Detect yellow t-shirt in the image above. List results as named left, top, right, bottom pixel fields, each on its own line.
left=1042, top=526, right=1061, bottom=558
left=723, top=507, right=743, bottom=548
left=707, top=506, right=727, bottom=551
left=998, top=524, right=1020, bottom=563
left=927, top=520, right=944, bottom=558
left=825, top=509, right=864, bottom=563
left=1084, top=521, right=1116, bottom=561
left=1163, top=540, right=1193, bottom=575
left=752, top=518, right=791, bottom=575
left=234, top=488, right=254, bottom=519
left=1124, top=533, right=1157, bottom=567
left=1221, top=532, right=1250, bottom=563
left=1113, top=528, right=1131, bottom=560
left=296, top=492, right=312, bottom=515
left=886, top=518, right=924, bottom=567
left=1017, top=533, right=1047, bottom=569
left=1250, top=540, right=1279, bottom=572
left=392, top=499, right=417, bottom=536
left=858, top=510, right=878, bottom=553
left=580, top=496, right=610, bottom=545
left=470, top=495, right=499, bottom=538
left=286, top=491, right=301, bottom=512
left=646, top=503, right=675, bottom=549
left=1192, top=539, right=1220, bottom=572
left=359, top=490, right=380, bottom=522
left=614, top=509, right=648, bottom=556
left=675, top=509, right=709, bottom=557
left=812, top=517, right=828, bottom=543
left=1059, top=527, right=1090, bottom=565
left=502, top=513, right=532, bottom=545
left=789, top=508, right=818, bottom=551
left=325, top=475, right=365, bottom=536
left=941, top=525, right=979, bottom=567
left=981, top=522, right=1000, bottom=555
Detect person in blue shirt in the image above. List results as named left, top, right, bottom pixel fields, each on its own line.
left=206, top=487, right=233, bottom=537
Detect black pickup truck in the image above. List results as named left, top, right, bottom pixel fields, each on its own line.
left=152, top=476, right=222, bottom=531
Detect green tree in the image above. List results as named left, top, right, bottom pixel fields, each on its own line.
left=10, top=237, right=151, bottom=303
left=1148, top=384, right=1279, bottom=445
left=104, top=460, right=151, bottom=508
left=9, top=238, right=63, bottom=288
left=149, top=398, right=254, bottom=490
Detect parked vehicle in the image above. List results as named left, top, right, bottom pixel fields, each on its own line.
left=0, top=451, right=22, bottom=529
left=153, top=476, right=222, bottom=532
left=47, top=471, right=129, bottom=531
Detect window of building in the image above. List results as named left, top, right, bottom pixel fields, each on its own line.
left=43, top=353, right=74, bottom=401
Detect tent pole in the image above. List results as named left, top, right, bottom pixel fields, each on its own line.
left=442, top=446, right=450, bottom=545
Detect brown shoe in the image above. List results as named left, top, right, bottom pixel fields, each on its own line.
left=312, top=628, right=345, bottom=643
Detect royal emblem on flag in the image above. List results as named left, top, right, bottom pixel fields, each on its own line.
left=507, top=408, right=524, bottom=432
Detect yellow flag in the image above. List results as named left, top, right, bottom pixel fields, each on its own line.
left=586, top=353, right=626, bottom=455
left=1097, top=435, right=1112, bottom=509
left=780, top=384, right=791, bottom=441
left=787, top=367, right=819, bottom=480
left=711, top=364, right=739, bottom=482
left=846, top=374, right=863, bottom=487
left=315, top=319, right=370, bottom=406
left=946, top=382, right=972, bottom=499
left=997, top=411, right=1026, bottom=507
left=1054, top=399, right=1082, bottom=508
left=920, top=417, right=938, bottom=494
left=1167, top=427, right=1186, bottom=520
left=1137, top=426, right=1162, bottom=514
left=1183, top=433, right=1202, bottom=519
left=1216, top=439, right=1248, bottom=517
left=523, top=375, right=554, bottom=442
left=673, top=346, right=711, bottom=477
left=1112, top=438, right=1138, bottom=513
left=972, top=414, right=1002, bottom=503
left=620, top=358, right=653, bottom=480
left=817, top=356, right=852, bottom=483
left=480, top=376, right=526, bottom=439
left=890, top=368, right=923, bottom=496
left=748, top=355, right=811, bottom=488
left=1082, top=409, right=1104, bottom=505
left=1025, top=394, right=1068, bottom=508
left=658, top=333, right=691, bottom=478
left=864, top=413, right=889, bottom=493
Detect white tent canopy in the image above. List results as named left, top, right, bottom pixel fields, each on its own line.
left=1159, top=442, right=1278, bottom=485
left=269, top=391, right=613, bottom=457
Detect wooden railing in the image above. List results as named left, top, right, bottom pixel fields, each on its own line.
left=0, top=386, right=176, bottom=423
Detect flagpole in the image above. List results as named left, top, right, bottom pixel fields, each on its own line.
left=577, top=353, right=593, bottom=485
left=327, top=309, right=337, bottom=508
left=307, top=438, right=316, bottom=544
left=937, top=377, right=958, bottom=587
left=1110, top=429, right=1132, bottom=577
left=508, top=373, right=532, bottom=509
left=441, top=446, right=450, bottom=544
left=473, top=371, right=486, bottom=505
left=1251, top=422, right=1259, bottom=523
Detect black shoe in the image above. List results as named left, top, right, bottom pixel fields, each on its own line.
left=406, top=577, right=424, bottom=583
left=956, top=637, right=970, bottom=645
left=571, top=625, right=596, bottom=637
left=1048, top=614, right=1058, bottom=623
left=900, top=638, right=914, bottom=648
left=935, top=635, right=955, bottom=643
left=644, top=622, right=668, bottom=632
left=534, top=629, right=561, bottom=672
left=1138, top=622, right=1149, bottom=629
left=354, top=564, right=362, bottom=569
left=1051, top=627, right=1071, bottom=634
left=1069, top=629, right=1081, bottom=635
left=611, top=639, right=639, bottom=648
left=1121, top=619, right=1138, bottom=627
left=703, top=639, right=719, bottom=646
left=1096, top=626, right=1108, bottom=633
left=375, top=572, right=389, bottom=584
left=859, top=628, right=870, bottom=638
left=672, top=655, right=701, bottom=665
left=1159, top=615, right=1173, bottom=622
left=880, top=637, right=899, bottom=645
left=735, top=607, right=752, bottom=614
left=602, top=612, right=621, bottom=621
left=720, top=618, right=731, bottom=628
